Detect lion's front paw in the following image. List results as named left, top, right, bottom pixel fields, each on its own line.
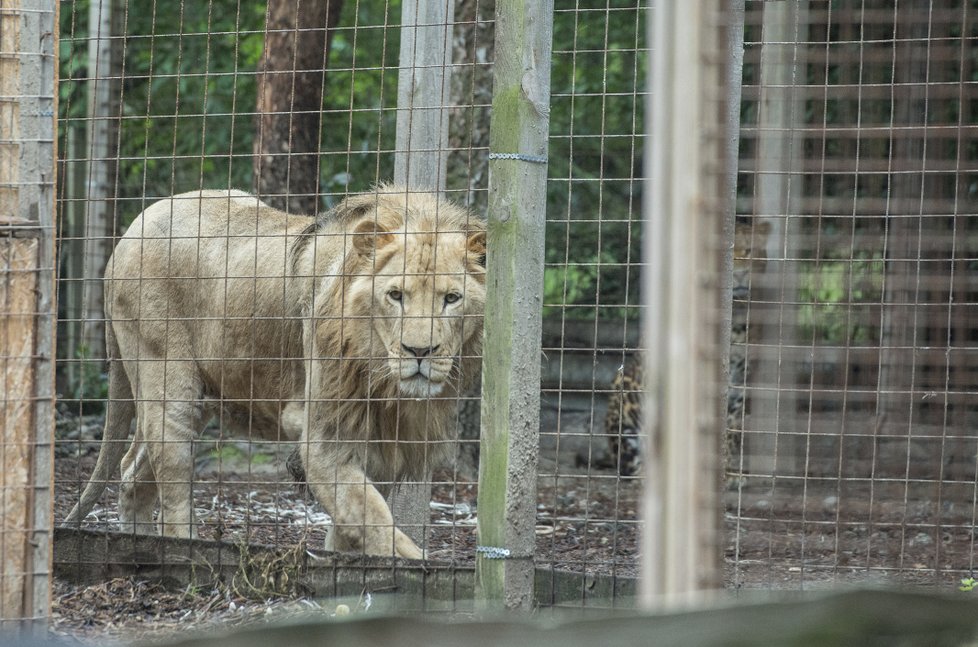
left=393, top=528, right=424, bottom=560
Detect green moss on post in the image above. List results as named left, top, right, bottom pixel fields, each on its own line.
left=475, top=0, right=554, bottom=611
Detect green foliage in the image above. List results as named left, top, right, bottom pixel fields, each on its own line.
left=798, top=253, right=884, bottom=344
left=113, top=2, right=267, bottom=211
left=315, top=3, right=401, bottom=203
left=59, top=1, right=645, bottom=318
left=545, top=5, right=646, bottom=320
left=544, top=263, right=596, bottom=315
left=202, top=442, right=274, bottom=466
left=960, top=577, right=977, bottom=592
left=59, top=0, right=401, bottom=223
left=58, top=1, right=89, bottom=128
left=69, top=344, right=109, bottom=404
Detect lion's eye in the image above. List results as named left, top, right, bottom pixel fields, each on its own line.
left=387, top=289, right=403, bottom=302
left=444, top=292, right=462, bottom=305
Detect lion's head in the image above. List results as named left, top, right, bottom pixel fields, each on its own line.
left=313, top=186, right=486, bottom=402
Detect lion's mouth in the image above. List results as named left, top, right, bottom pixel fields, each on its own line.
left=396, top=356, right=451, bottom=397
left=399, top=374, right=444, bottom=397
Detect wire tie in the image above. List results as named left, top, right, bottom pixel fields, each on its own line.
left=475, top=545, right=512, bottom=559
left=488, top=152, right=548, bottom=164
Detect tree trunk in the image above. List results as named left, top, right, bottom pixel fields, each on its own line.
left=253, top=0, right=343, bottom=214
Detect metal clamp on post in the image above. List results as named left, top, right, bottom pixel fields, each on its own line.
left=488, top=152, right=548, bottom=164
left=475, top=545, right=512, bottom=560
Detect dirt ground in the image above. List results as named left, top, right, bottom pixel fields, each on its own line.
left=50, top=407, right=976, bottom=644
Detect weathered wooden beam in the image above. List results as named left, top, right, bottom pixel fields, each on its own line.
left=745, top=0, right=807, bottom=478
left=390, top=0, right=456, bottom=549
left=642, top=1, right=725, bottom=603
left=0, top=237, right=39, bottom=628
left=141, top=589, right=978, bottom=647
left=393, top=0, right=454, bottom=190
left=53, top=528, right=637, bottom=609
left=475, top=0, right=553, bottom=611
left=0, top=0, right=57, bottom=633
left=79, top=0, right=120, bottom=361
left=0, top=7, right=20, bottom=223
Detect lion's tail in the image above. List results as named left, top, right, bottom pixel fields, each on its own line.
left=64, top=322, right=136, bottom=526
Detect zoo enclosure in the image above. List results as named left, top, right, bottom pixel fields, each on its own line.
left=53, top=0, right=659, bottom=620
left=0, top=0, right=976, bottom=636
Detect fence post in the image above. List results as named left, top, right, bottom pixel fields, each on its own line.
left=79, top=0, right=119, bottom=361
left=394, top=0, right=453, bottom=190
left=641, top=0, right=724, bottom=604
left=390, top=0, right=455, bottom=549
left=721, top=1, right=746, bottom=439
left=746, top=0, right=807, bottom=478
left=0, top=0, right=57, bottom=633
left=474, top=0, right=552, bottom=610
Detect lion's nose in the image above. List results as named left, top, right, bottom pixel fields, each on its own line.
left=402, top=343, right=439, bottom=359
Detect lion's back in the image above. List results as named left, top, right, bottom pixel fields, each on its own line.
left=104, top=190, right=310, bottom=408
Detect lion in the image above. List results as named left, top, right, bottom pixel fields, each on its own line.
left=64, top=186, right=487, bottom=559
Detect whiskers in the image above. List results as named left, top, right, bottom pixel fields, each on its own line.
left=446, top=360, right=466, bottom=389
left=366, top=360, right=397, bottom=386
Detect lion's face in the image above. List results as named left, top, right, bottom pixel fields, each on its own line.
left=342, top=207, right=487, bottom=398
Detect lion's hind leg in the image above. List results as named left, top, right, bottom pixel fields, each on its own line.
left=63, top=328, right=136, bottom=527
left=117, top=420, right=159, bottom=534
left=136, top=360, right=206, bottom=539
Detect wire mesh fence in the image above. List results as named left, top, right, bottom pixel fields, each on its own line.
left=730, top=0, right=978, bottom=589
left=535, top=0, right=646, bottom=587
left=56, top=1, right=501, bottom=621
left=53, top=0, right=653, bottom=626
left=25, top=0, right=978, bottom=640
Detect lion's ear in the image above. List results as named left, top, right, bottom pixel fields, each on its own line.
left=332, top=193, right=376, bottom=223
left=466, top=230, right=487, bottom=267
left=352, top=218, right=394, bottom=256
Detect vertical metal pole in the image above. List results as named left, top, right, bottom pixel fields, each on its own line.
left=641, top=0, right=724, bottom=605
left=391, top=0, right=455, bottom=547
left=475, top=0, right=552, bottom=610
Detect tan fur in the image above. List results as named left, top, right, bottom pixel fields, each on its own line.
left=65, top=186, right=487, bottom=558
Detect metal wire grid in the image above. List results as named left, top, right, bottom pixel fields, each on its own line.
left=52, top=0, right=669, bottom=618
left=55, top=0, right=495, bottom=586
left=53, top=0, right=978, bottom=616
left=731, top=0, right=978, bottom=590
left=538, top=0, right=647, bottom=592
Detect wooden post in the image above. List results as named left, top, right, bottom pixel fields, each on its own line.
left=878, top=4, right=930, bottom=423
left=80, top=0, right=119, bottom=361
left=745, top=1, right=807, bottom=478
left=721, top=0, right=746, bottom=466
left=390, top=0, right=455, bottom=548
left=394, top=0, right=454, bottom=190
left=641, top=0, right=725, bottom=604
left=475, top=0, right=552, bottom=610
left=0, top=0, right=57, bottom=632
